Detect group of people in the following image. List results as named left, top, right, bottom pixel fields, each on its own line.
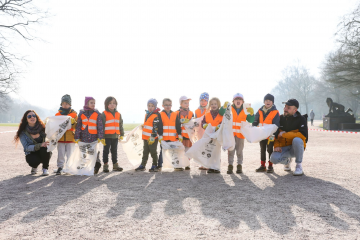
left=14, top=92, right=308, bottom=177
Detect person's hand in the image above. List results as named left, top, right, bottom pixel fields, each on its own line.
left=98, top=138, right=106, bottom=146
left=118, top=136, right=124, bottom=142
left=178, top=135, right=183, bottom=143
left=203, top=124, right=208, bottom=129
left=274, top=147, right=282, bottom=152
left=70, top=117, right=76, bottom=124
left=41, top=142, right=49, bottom=147
left=141, top=124, right=144, bottom=128
left=180, top=118, right=190, bottom=124
left=74, top=139, right=80, bottom=144
left=278, top=131, right=285, bottom=138
left=159, top=135, right=163, bottom=143
left=247, top=107, right=254, bottom=116
left=148, top=137, right=155, bottom=145
left=215, top=124, right=221, bottom=131
left=223, top=101, right=229, bottom=108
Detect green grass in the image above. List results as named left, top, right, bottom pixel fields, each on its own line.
left=123, top=123, right=141, bottom=131
left=319, top=123, right=323, bottom=128
left=0, top=123, right=19, bottom=127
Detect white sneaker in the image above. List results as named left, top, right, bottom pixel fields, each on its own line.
left=293, top=165, right=304, bottom=176
left=31, top=167, right=38, bottom=175
left=42, top=169, right=49, bottom=176
left=284, top=159, right=292, bottom=171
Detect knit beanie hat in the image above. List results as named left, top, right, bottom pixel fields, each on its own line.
left=199, top=92, right=209, bottom=102
left=264, top=93, right=274, bottom=103
left=61, top=94, right=71, bottom=106
left=147, top=98, right=158, bottom=108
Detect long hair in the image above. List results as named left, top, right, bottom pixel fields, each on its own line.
left=207, top=97, right=221, bottom=111
left=104, top=96, right=118, bottom=110
left=14, top=110, right=45, bottom=143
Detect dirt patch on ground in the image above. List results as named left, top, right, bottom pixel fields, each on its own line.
left=0, top=125, right=360, bottom=239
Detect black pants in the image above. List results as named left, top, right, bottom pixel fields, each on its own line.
left=311, top=119, right=314, bottom=126
left=103, top=138, right=118, bottom=164
left=26, top=147, right=51, bottom=169
left=259, top=139, right=274, bottom=162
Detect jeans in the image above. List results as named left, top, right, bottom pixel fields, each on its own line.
left=26, top=147, right=52, bottom=169
left=103, top=138, right=118, bottom=164
left=270, top=137, right=304, bottom=164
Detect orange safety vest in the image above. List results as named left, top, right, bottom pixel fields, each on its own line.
left=204, top=112, right=223, bottom=127
left=160, top=112, right=178, bottom=141
left=142, top=113, right=158, bottom=140
left=104, top=111, right=121, bottom=135
left=259, top=110, right=279, bottom=125
left=232, top=107, right=247, bottom=139
left=55, top=111, right=77, bottom=131
left=177, top=111, right=193, bottom=139
left=81, top=112, right=98, bottom=134
left=195, top=108, right=206, bottom=118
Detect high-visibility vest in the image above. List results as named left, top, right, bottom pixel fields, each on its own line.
left=160, top=112, right=178, bottom=141
left=142, top=113, right=158, bottom=140
left=259, top=110, right=279, bottom=125
left=104, top=111, right=121, bottom=135
left=81, top=112, right=98, bottom=134
left=195, top=108, right=206, bottom=118
left=232, top=107, right=247, bottom=139
left=204, top=112, right=223, bottom=127
left=177, top=111, right=193, bottom=139
left=55, top=111, right=77, bottom=131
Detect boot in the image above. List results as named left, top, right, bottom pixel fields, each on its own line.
left=266, top=165, right=274, bottom=173
left=256, top=165, right=266, bottom=172
left=236, top=164, right=242, bottom=174
left=113, top=162, right=123, bottom=172
left=94, top=162, right=101, bottom=174
left=103, top=163, right=109, bottom=173
left=227, top=165, right=233, bottom=174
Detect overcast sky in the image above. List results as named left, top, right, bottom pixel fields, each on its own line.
left=10, top=0, right=359, bottom=122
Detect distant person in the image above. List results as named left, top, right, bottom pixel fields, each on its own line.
left=54, top=94, right=77, bottom=175
left=270, top=99, right=308, bottom=176
left=310, top=110, right=315, bottom=126
left=14, top=110, right=51, bottom=176
left=252, top=93, right=280, bottom=173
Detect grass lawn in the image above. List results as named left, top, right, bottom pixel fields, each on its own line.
left=0, top=123, right=19, bottom=127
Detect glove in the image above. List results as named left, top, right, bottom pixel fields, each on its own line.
left=98, top=138, right=106, bottom=146
left=215, top=125, right=221, bottom=131
left=180, top=118, right=190, bottom=124
left=247, top=107, right=254, bottom=116
left=223, top=101, right=229, bottom=108
left=118, top=136, right=124, bottom=142
left=267, top=135, right=275, bottom=145
left=159, top=135, right=163, bottom=143
left=70, top=117, right=76, bottom=124
left=178, top=135, right=183, bottom=143
left=141, top=124, right=144, bottom=128
left=203, top=124, right=208, bottom=129
left=74, top=139, right=80, bottom=144
left=148, top=136, right=155, bottom=145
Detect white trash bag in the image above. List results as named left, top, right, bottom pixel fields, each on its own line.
left=240, top=122, right=278, bottom=143
left=216, top=103, right=235, bottom=151
left=120, top=125, right=144, bottom=167
left=44, top=116, right=72, bottom=152
left=63, top=141, right=98, bottom=176
left=183, top=116, right=205, bottom=143
left=161, top=141, right=190, bottom=168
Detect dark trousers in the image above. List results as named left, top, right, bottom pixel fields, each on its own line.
left=26, top=147, right=51, bottom=169
left=158, top=145, right=163, bottom=168
left=141, top=139, right=158, bottom=166
left=260, top=139, right=274, bottom=163
left=103, top=138, right=118, bottom=164
left=311, top=119, right=314, bottom=126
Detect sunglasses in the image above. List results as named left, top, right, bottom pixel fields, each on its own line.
left=27, top=114, right=36, bottom=119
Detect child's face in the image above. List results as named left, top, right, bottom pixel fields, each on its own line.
left=61, top=102, right=71, bottom=109
left=88, top=100, right=95, bottom=109
left=148, top=103, right=155, bottom=112
left=162, top=101, right=172, bottom=112
left=200, top=99, right=208, bottom=107
left=210, top=100, right=218, bottom=110
left=233, top=98, right=243, bottom=108
left=264, top=100, right=273, bottom=109
left=181, top=100, right=190, bottom=109
left=108, top=99, right=117, bottom=111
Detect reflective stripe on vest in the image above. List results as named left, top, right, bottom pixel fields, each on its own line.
left=81, top=112, right=99, bottom=134
left=142, top=113, right=158, bottom=140
left=205, top=112, right=223, bottom=127
left=176, top=111, right=193, bottom=139
left=231, top=107, right=246, bottom=139
left=259, top=110, right=279, bottom=125
left=104, top=111, right=121, bottom=135
left=160, top=112, right=178, bottom=141
left=55, top=111, right=77, bottom=131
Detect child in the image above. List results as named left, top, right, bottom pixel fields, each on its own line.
left=101, top=96, right=124, bottom=173
left=135, top=98, right=161, bottom=172
left=176, top=96, right=193, bottom=171
left=201, top=97, right=227, bottom=173
left=195, top=92, right=209, bottom=118
left=252, top=93, right=280, bottom=173
left=74, top=96, right=105, bottom=174
left=227, top=93, right=254, bottom=174
left=55, top=94, right=77, bottom=175
left=157, top=98, right=183, bottom=171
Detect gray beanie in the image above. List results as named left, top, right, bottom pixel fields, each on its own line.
left=61, top=94, right=72, bottom=106
left=147, top=98, right=158, bottom=108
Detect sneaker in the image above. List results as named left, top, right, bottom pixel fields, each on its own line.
left=213, top=169, right=220, bottom=173
left=113, top=163, right=123, bottom=172
left=31, top=167, right=37, bottom=175
left=94, top=162, right=102, bottom=174
left=42, top=169, right=49, bottom=176
left=56, top=167, right=62, bottom=175
left=207, top=169, right=215, bottom=173
left=135, top=165, right=146, bottom=171
left=174, top=168, right=184, bottom=171
left=236, top=164, right=242, bottom=174
left=227, top=165, right=233, bottom=174
left=185, top=166, right=190, bottom=170
left=149, top=165, right=158, bottom=172
left=156, top=166, right=162, bottom=172
left=284, top=159, right=292, bottom=171
left=103, top=163, right=109, bottom=173
left=266, top=165, right=274, bottom=173
left=256, top=165, right=266, bottom=172
left=293, top=165, right=304, bottom=176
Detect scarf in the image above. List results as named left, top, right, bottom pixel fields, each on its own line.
left=179, top=108, right=190, bottom=118
left=58, top=107, right=72, bottom=115
left=209, top=109, right=219, bottom=120
left=26, top=122, right=43, bottom=135
left=262, top=105, right=271, bottom=114
left=198, top=106, right=206, bottom=115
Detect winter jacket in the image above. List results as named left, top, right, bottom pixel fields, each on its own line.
left=19, top=130, right=47, bottom=156
left=310, top=111, right=315, bottom=120
left=157, top=110, right=182, bottom=138
left=101, top=109, right=124, bottom=139
left=144, top=108, right=161, bottom=138
left=56, top=109, right=78, bottom=143
left=252, top=105, right=280, bottom=127
left=274, top=111, right=308, bottom=149
left=74, top=109, right=104, bottom=143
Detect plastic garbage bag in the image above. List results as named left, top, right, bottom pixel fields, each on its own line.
left=44, top=116, right=72, bottom=152
left=183, top=116, right=205, bottom=143
left=240, top=122, right=278, bottom=143
left=161, top=141, right=190, bottom=168
left=216, top=103, right=235, bottom=151
left=63, top=141, right=98, bottom=176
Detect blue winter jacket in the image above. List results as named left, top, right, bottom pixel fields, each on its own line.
left=19, top=131, right=46, bottom=156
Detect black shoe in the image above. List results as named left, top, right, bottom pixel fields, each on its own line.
left=213, top=169, right=220, bottom=173
left=236, top=164, right=242, bottom=174
left=185, top=166, right=190, bottom=170
left=149, top=165, right=158, bottom=172
left=156, top=167, right=162, bottom=172
left=256, top=165, right=266, bottom=172
left=227, top=165, right=233, bottom=174
left=207, top=169, right=215, bottom=173
left=94, top=162, right=101, bottom=174
left=267, top=165, right=274, bottom=173
left=56, top=167, right=62, bottom=175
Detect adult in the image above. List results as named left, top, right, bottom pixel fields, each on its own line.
left=310, top=109, right=315, bottom=126
left=14, top=110, right=51, bottom=176
left=270, top=99, right=308, bottom=176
